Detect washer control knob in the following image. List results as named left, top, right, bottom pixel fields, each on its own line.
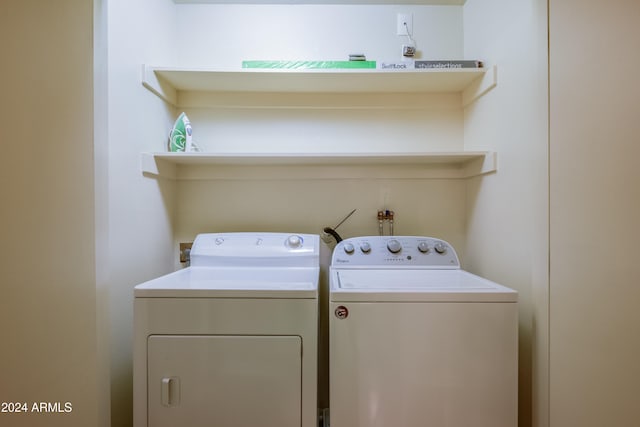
left=286, top=235, right=303, bottom=248
left=387, top=239, right=402, bottom=254
left=344, top=243, right=355, bottom=254
left=434, top=242, right=447, bottom=254
left=417, top=242, right=430, bottom=253
left=360, top=242, right=371, bottom=253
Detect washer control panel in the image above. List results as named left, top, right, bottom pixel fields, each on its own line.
left=332, top=236, right=460, bottom=268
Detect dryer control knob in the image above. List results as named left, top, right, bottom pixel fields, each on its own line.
left=387, top=239, right=402, bottom=254
left=434, top=242, right=447, bottom=254
left=286, top=235, right=303, bottom=248
left=360, top=242, right=371, bottom=253
left=417, top=242, right=430, bottom=253
left=343, top=243, right=355, bottom=254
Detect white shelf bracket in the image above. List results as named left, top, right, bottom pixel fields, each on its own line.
left=462, top=65, right=497, bottom=107
left=141, top=152, right=177, bottom=179
left=141, top=65, right=178, bottom=107
left=462, top=151, right=497, bottom=178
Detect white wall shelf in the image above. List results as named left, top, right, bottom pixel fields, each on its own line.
left=141, top=65, right=498, bottom=177
left=140, top=151, right=497, bottom=180
left=142, top=64, right=497, bottom=108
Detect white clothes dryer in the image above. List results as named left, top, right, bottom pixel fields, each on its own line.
left=329, top=236, right=518, bottom=427
left=134, top=232, right=319, bottom=427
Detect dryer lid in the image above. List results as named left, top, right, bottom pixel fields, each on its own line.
left=330, top=269, right=517, bottom=302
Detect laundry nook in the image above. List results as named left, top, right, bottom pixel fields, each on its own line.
left=6, top=1, right=640, bottom=427
left=117, top=1, right=541, bottom=425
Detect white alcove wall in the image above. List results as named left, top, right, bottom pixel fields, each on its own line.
left=112, top=0, right=549, bottom=426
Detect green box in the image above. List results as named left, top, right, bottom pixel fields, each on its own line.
left=242, top=60, right=377, bottom=69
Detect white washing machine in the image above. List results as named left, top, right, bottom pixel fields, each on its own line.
left=329, top=236, right=518, bottom=427
left=134, top=232, right=319, bottom=427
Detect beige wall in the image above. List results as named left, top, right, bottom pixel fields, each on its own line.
left=94, top=0, right=112, bottom=425
left=549, top=0, right=640, bottom=425
left=0, top=1, right=98, bottom=426
left=104, top=1, right=178, bottom=425
left=463, top=1, right=549, bottom=425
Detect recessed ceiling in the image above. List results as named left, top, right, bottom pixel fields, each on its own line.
left=173, top=0, right=465, bottom=5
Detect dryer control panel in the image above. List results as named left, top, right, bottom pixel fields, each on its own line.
left=332, top=236, right=460, bottom=268
left=190, top=232, right=319, bottom=267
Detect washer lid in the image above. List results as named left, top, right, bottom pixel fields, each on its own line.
left=330, top=269, right=517, bottom=302
left=135, top=266, right=318, bottom=298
